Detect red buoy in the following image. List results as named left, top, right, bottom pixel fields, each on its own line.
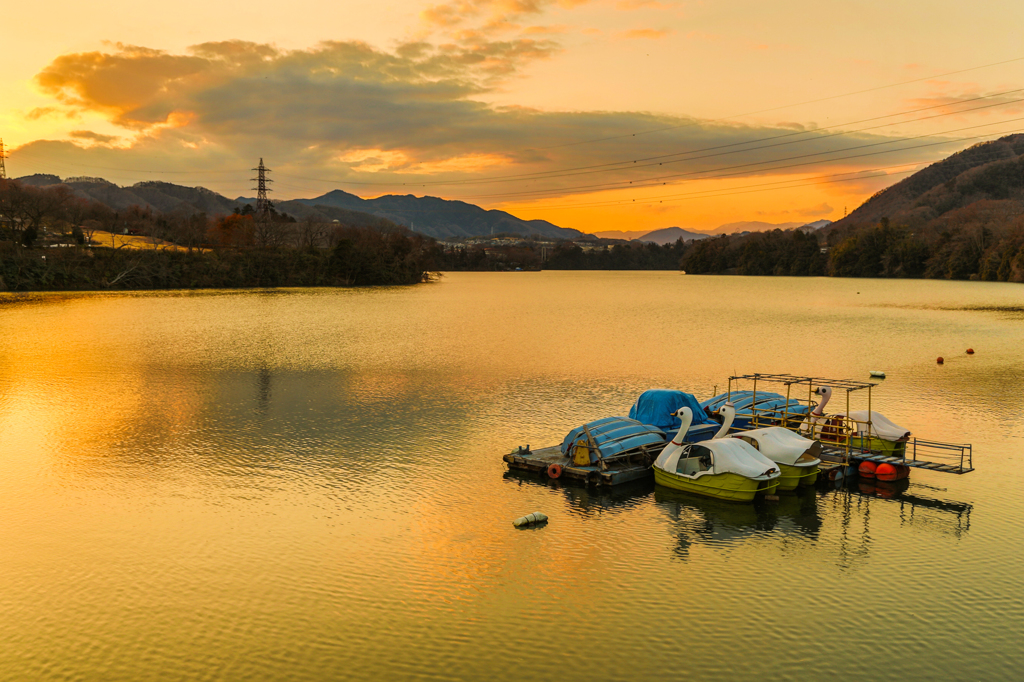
left=858, top=461, right=878, bottom=479
left=875, top=463, right=909, bottom=482
left=937, top=357, right=944, bottom=364
left=966, top=348, right=975, bottom=355
left=875, top=463, right=897, bottom=481
left=546, top=463, right=563, bottom=479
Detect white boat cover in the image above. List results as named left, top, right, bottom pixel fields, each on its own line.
left=655, top=437, right=779, bottom=479
left=840, top=411, right=911, bottom=441
left=730, top=427, right=819, bottom=466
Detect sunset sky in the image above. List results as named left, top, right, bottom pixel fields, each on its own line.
left=3, top=0, right=1024, bottom=232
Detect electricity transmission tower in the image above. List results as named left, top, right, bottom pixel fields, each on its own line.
left=0, top=139, right=7, bottom=180
left=251, top=158, right=274, bottom=246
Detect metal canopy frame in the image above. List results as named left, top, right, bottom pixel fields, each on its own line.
left=725, top=372, right=877, bottom=463
left=728, top=373, right=874, bottom=392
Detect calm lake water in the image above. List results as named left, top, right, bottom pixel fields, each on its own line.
left=2, top=272, right=1023, bottom=681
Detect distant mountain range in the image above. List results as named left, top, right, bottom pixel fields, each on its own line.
left=591, top=219, right=831, bottom=243
left=13, top=175, right=582, bottom=241
left=633, top=227, right=710, bottom=245
left=235, top=189, right=581, bottom=240
left=16, top=172, right=837, bottom=243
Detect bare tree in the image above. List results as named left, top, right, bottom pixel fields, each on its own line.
left=295, top=216, right=329, bottom=251
left=81, top=219, right=103, bottom=246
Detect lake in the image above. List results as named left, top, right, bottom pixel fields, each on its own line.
left=2, top=272, right=1023, bottom=680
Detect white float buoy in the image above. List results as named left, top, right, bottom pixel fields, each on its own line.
left=512, top=511, right=548, bottom=527
left=869, top=370, right=886, bottom=378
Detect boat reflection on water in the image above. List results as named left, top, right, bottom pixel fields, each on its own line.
left=502, top=469, right=654, bottom=514
left=502, top=467, right=972, bottom=559
left=848, top=478, right=972, bottom=538
left=654, top=486, right=822, bottom=559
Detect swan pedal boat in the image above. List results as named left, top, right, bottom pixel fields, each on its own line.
left=799, top=387, right=912, bottom=457
left=728, top=428, right=821, bottom=490
left=653, top=407, right=781, bottom=502
left=707, top=402, right=822, bottom=491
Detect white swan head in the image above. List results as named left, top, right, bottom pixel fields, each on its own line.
left=670, top=406, right=694, bottom=445
left=655, top=406, right=694, bottom=470
left=714, top=402, right=736, bottom=439
left=811, top=386, right=833, bottom=416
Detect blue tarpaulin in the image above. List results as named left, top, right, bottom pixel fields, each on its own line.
left=560, top=417, right=666, bottom=461
left=628, top=390, right=716, bottom=431
left=701, top=391, right=810, bottom=428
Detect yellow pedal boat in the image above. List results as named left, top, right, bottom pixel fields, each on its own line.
left=653, top=407, right=781, bottom=502
left=727, top=427, right=821, bottom=491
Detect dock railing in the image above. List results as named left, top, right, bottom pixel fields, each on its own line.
left=878, top=438, right=974, bottom=473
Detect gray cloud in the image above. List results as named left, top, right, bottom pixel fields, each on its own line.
left=15, top=40, right=977, bottom=204
left=69, top=130, right=120, bottom=144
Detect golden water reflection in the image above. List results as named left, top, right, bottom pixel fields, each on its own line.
left=0, top=274, right=1022, bottom=681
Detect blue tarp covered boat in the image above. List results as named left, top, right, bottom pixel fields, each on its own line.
left=629, top=389, right=721, bottom=443
left=505, top=390, right=726, bottom=486
left=701, top=391, right=810, bottom=429
left=560, top=416, right=666, bottom=463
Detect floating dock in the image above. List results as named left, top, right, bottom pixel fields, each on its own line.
left=819, top=438, right=974, bottom=477
left=506, top=373, right=974, bottom=489
left=503, top=445, right=655, bottom=487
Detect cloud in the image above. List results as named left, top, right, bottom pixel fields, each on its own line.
left=25, top=106, right=78, bottom=121
left=619, top=28, right=673, bottom=39
left=616, top=0, right=675, bottom=9
left=522, top=24, right=570, bottom=34
left=15, top=40, right=970, bottom=205
left=903, top=89, right=1024, bottom=119
left=69, top=130, right=120, bottom=144
left=420, top=0, right=590, bottom=30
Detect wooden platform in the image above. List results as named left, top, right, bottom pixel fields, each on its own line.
left=503, top=446, right=653, bottom=487
left=819, top=445, right=974, bottom=475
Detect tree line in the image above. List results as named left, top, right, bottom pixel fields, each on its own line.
left=681, top=221, right=1024, bottom=281
left=5, top=175, right=1024, bottom=288
left=0, top=179, right=441, bottom=291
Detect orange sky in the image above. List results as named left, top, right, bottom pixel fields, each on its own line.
left=3, top=0, right=1024, bottom=232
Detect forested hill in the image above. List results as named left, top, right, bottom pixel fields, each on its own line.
left=817, top=133, right=1024, bottom=281
left=275, top=189, right=580, bottom=240
left=14, top=175, right=580, bottom=241
left=828, top=134, right=1024, bottom=232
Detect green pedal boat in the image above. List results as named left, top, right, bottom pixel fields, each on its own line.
left=653, top=407, right=781, bottom=502
left=728, top=427, right=821, bottom=490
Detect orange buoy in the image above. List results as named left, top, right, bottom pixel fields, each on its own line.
left=966, top=348, right=975, bottom=355
left=875, top=463, right=909, bottom=482
left=937, top=357, right=944, bottom=364
left=858, top=460, right=878, bottom=479
left=546, top=463, right=563, bottom=479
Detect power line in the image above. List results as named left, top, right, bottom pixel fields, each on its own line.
left=456, top=116, right=1024, bottom=201
left=528, top=54, right=1024, bottom=150
left=426, top=92, right=1024, bottom=188
left=501, top=135, right=1024, bottom=212
left=501, top=163, right=929, bottom=211
left=239, top=132, right=1024, bottom=218
left=274, top=85, right=1024, bottom=190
